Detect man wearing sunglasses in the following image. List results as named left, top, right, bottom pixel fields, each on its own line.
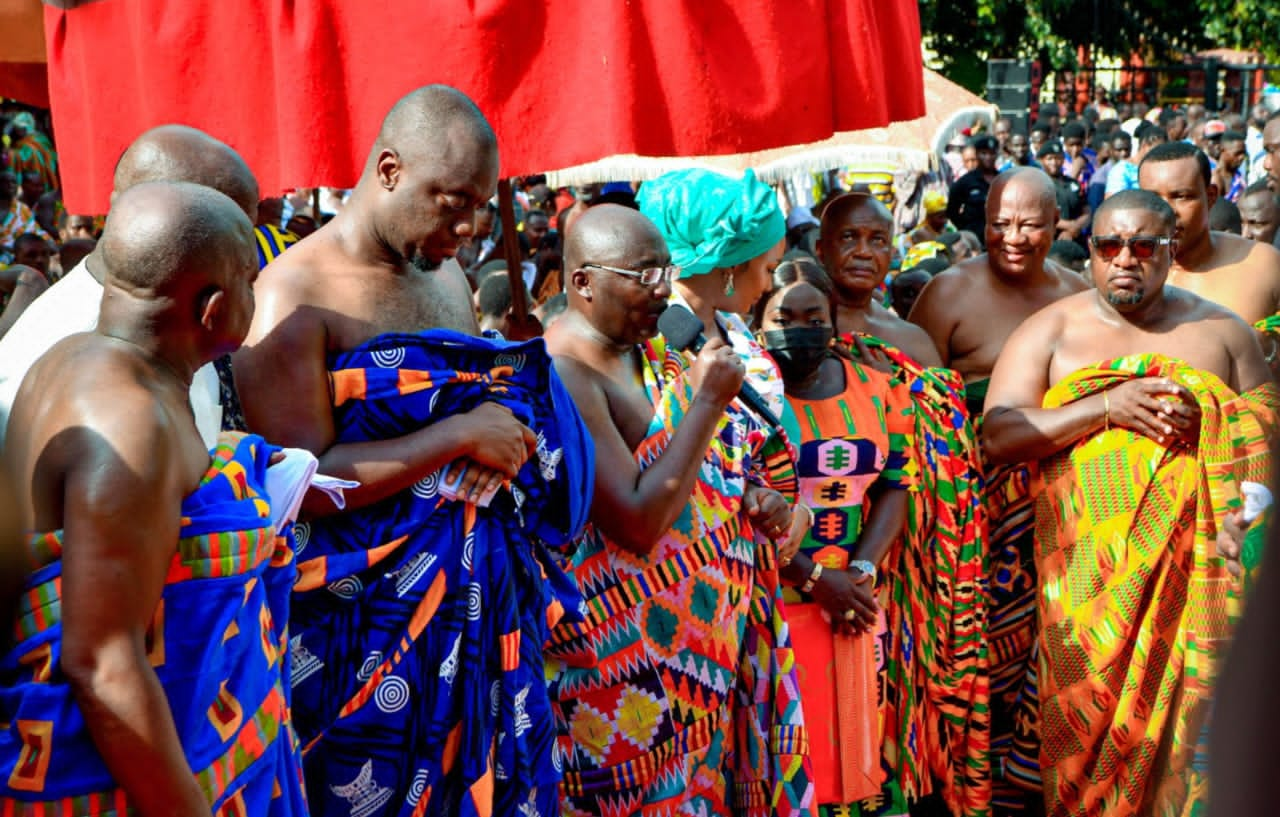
left=982, top=188, right=1277, bottom=817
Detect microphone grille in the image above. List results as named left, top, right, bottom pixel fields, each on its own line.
left=656, top=304, right=704, bottom=352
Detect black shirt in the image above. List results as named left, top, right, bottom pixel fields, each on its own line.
left=1051, top=174, right=1086, bottom=222
left=947, top=170, right=992, bottom=236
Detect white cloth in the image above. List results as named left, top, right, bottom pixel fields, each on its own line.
left=0, top=259, right=223, bottom=449
left=263, top=447, right=358, bottom=532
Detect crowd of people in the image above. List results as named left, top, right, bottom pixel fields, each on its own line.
left=0, top=79, right=1277, bottom=817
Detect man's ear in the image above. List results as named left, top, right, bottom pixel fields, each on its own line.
left=199, top=288, right=225, bottom=332
left=1206, top=181, right=1220, bottom=210
left=570, top=268, right=592, bottom=299
left=376, top=148, right=401, bottom=191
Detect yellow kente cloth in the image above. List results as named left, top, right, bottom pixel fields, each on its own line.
left=1035, top=354, right=1278, bottom=817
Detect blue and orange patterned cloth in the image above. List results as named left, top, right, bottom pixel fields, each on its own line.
left=288, top=330, right=593, bottom=817
left=0, top=432, right=306, bottom=816
left=547, top=333, right=813, bottom=817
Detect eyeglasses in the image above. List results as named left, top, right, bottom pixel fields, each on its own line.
left=582, top=262, right=677, bottom=287
left=1090, top=235, right=1173, bottom=260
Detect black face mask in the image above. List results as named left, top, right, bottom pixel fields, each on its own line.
left=762, top=326, right=833, bottom=380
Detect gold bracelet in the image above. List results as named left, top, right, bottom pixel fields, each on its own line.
left=1104, top=392, right=1110, bottom=432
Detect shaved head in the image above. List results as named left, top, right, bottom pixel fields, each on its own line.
left=564, top=203, right=666, bottom=274
left=100, top=181, right=255, bottom=293
left=113, top=125, right=259, bottom=220
left=371, top=84, right=497, bottom=175
left=984, top=167, right=1059, bottom=277
left=358, top=85, right=500, bottom=273
left=819, top=192, right=892, bottom=239
left=562, top=204, right=671, bottom=345
left=988, top=167, right=1057, bottom=217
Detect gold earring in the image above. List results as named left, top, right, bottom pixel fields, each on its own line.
left=724, top=271, right=735, bottom=296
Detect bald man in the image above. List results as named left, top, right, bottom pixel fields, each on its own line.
left=0, top=181, right=304, bottom=815
left=983, top=190, right=1277, bottom=817
left=545, top=203, right=814, bottom=814
left=1138, top=142, right=1280, bottom=327
left=909, top=166, right=1087, bottom=815
left=0, top=124, right=259, bottom=448
left=234, top=85, right=593, bottom=817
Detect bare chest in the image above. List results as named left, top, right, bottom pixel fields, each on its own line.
left=1050, top=319, right=1233, bottom=386
left=322, top=268, right=480, bottom=352
left=1166, top=269, right=1275, bottom=324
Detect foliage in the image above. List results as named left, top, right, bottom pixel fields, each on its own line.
left=920, top=0, right=1280, bottom=92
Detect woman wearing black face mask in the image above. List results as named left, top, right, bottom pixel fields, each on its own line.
left=755, top=255, right=919, bottom=815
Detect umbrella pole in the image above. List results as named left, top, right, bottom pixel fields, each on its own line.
left=497, top=178, right=530, bottom=323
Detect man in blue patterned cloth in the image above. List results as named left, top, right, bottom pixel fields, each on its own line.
left=234, top=84, right=595, bottom=817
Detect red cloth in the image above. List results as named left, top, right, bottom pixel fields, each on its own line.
left=0, top=62, right=47, bottom=107
left=44, top=0, right=924, bottom=214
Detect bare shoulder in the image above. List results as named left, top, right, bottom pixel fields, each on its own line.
left=253, top=235, right=333, bottom=308
left=1047, top=259, right=1091, bottom=293
left=909, top=257, right=983, bottom=319
left=17, top=340, right=183, bottom=474
left=871, top=308, right=942, bottom=367
left=1240, top=234, right=1280, bottom=278
left=933, top=256, right=989, bottom=291
left=1027, top=287, right=1086, bottom=329
left=242, top=237, right=342, bottom=350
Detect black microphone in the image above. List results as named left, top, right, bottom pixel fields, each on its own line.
left=657, top=304, right=784, bottom=433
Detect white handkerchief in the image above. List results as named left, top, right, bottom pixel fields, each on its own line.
left=264, top=448, right=360, bottom=532
left=1242, top=481, right=1273, bottom=524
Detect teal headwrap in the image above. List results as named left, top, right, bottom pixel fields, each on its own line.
left=637, top=168, right=785, bottom=279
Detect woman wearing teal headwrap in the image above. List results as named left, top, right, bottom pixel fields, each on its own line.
left=626, top=168, right=817, bottom=815
left=638, top=168, right=790, bottom=418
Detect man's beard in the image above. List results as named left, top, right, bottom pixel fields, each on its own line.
left=1106, top=288, right=1145, bottom=306
left=410, top=253, right=441, bottom=272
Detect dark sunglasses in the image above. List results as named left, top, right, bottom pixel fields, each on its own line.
left=1090, top=235, right=1173, bottom=260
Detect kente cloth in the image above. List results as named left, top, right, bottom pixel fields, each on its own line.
left=1252, top=313, right=1280, bottom=342
left=255, top=223, right=300, bottom=270
left=1035, top=355, right=1279, bottom=817
left=547, top=333, right=813, bottom=817
left=0, top=432, right=306, bottom=816
left=779, top=355, right=916, bottom=817
left=0, top=198, right=49, bottom=260
left=638, top=168, right=785, bottom=279
left=846, top=336, right=993, bottom=817
left=288, top=330, right=594, bottom=817
left=967, top=376, right=1042, bottom=811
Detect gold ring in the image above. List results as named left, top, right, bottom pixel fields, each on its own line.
left=843, top=609, right=857, bottom=622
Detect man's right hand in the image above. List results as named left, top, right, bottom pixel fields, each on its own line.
left=1106, top=377, right=1200, bottom=448
left=457, top=401, right=538, bottom=478
left=811, top=567, right=878, bottom=635
left=688, top=338, right=745, bottom=409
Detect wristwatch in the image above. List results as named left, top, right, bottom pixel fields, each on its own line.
left=849, top=559, right=878, bottom=583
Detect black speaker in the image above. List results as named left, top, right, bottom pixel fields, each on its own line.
left=989, top=59, right=1033, bottom=132
left=988, top=59, right=1032, bottom=87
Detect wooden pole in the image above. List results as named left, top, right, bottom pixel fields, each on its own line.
left=497, top=178, right=530, bottom=323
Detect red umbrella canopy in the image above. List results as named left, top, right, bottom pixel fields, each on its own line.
left=43, top=0, right=924, bottom=214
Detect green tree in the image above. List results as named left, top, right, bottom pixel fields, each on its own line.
left=920, top=0, right=1278, bottom=92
